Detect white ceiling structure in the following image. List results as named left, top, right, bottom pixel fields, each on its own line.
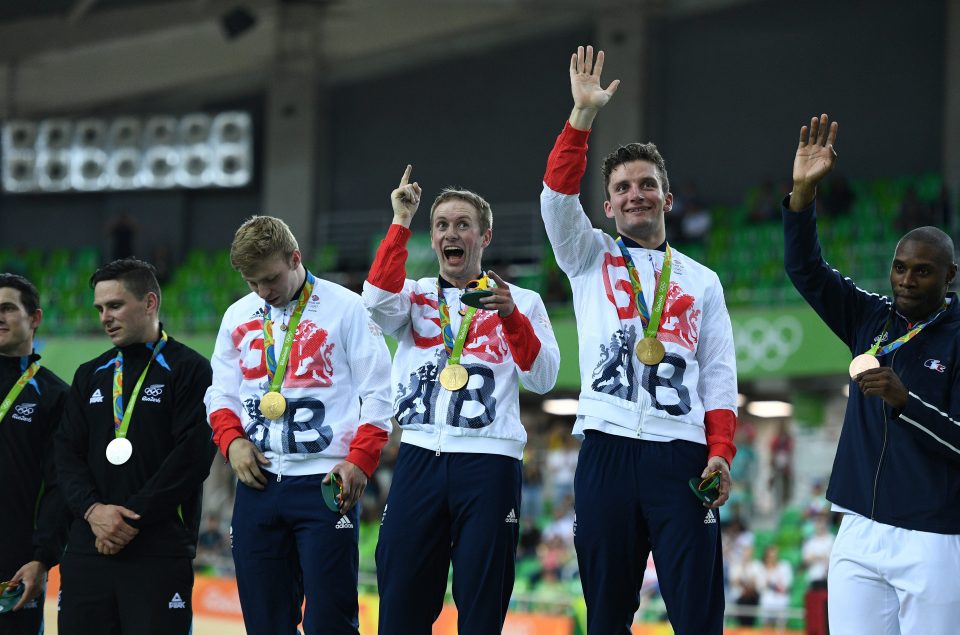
left=0, top=0, right=757, bottom=117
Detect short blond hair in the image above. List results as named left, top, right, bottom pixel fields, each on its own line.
left=230, top=216, right=299, bottom=273
left=429, top=188, right=493, bottom=233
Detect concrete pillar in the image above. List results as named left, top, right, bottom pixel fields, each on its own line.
left=586, top=10, right=648, bottom=224
left=261, top=3, right=321, bottom=249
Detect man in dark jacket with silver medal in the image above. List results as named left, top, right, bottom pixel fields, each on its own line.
left=56, top=259, right=215, bottom=635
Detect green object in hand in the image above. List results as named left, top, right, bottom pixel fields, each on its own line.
left=0, top=582, right=24, bottom=614
left=688, top=470, right=721, bottom=505
left=322, top=472, right=343, bottom=512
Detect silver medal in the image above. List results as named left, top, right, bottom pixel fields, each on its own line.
left=106, top=437, right=133, bottom=465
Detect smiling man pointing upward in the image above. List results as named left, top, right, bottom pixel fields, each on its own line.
left=364, top=166, right=559, bottom=635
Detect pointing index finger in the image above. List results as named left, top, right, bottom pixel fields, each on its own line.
left=399, top=164, right=413, bottom=187
left=486, top=269, right=505, bottom=287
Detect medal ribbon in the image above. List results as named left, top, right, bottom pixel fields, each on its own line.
left=615, top=238, right=673, bottom=339
left=112, top=330, right=168, bottom=439
left=437, top=280, right=479, bottom=365
left=0, top=360, right=40, bottom=423
left=860, top=301, right=949, bottom=358
left=262, top=271, right=315, bottom=393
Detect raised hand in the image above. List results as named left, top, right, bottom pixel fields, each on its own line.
left=568, top=45, right=620, bottom=131
left=391, top=164, right=422, bottom=228
left=789, top=114, right=839, bottom=211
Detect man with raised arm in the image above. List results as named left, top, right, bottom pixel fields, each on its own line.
left=783, top=114, right=960, bottom=633
left=0, top=273, right=69, bottom=635
left=364, top=166, right=560, bottom=634
left=206, top=216, right=394, bottom=635
left=539, top=46, right=738, bottom=634
left=56, top=258, right=215, bottom=635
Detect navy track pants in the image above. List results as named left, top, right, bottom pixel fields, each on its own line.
left=231, top=471, right=360, bottom=635
left=574, top=431, right=724, bottom=635
left=376, top=444, right=522, bottom=635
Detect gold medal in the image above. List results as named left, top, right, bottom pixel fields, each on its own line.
left=635, top=337, right=666, bottom=365
left=439, top=364, right=469, bottom=391
left=279, top=323, right=288, bottom=332
left=260, top=391, right=287, bottom=419
left=848, top=353, right=880, bottom=378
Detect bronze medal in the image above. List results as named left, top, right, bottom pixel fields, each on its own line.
left=848, top=354, right=880, bottom=379
left=260, top=391, right=287, bottom=419
left=439, top=364, right=469, bottom=391
left=635, top=337, right=666, bottom=366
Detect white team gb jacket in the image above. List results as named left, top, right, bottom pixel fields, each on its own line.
left=364, top=239, right=560, bottom=459
left=205, top=278, right=394, bottom=477
left=540, top=189, right=738, bottom=446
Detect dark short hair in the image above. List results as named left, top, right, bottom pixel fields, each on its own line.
left=89, top=258, right=161, bottom=300
left=899, top=226, right=956, bottom=267
left=0, top=273, right=40, bottom=315
left=601, top=142, right=670, bottom=199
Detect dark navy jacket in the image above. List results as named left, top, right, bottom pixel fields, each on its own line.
left=784, top=203, right=960, bottom=534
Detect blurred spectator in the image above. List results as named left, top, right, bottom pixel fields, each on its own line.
left=536, top=535, right=572, bottom=582
left=150, top=245, right=173, bottom=285
left=541, top=495, right=575, bottom=548
left=680, top=197, right=712, bottom=244
left=106, top=211, right=139, bottom=260
left=666, top=180, right=697, bottom=239
left=802, top=512, right=835, bottom=589
left=528, top=563, right=571, bottom=615
left=521, top=449, right=545, bottom=522
left=723, top=517, right=755, bottom=566
left=195, top=513, right=231, bottom=575
left=545, top=422, right=578, bottom=504
left=729, top=541, right=760, bottom=626
left=769, top=421, right=795, bottom=506
left=821, top=174, right=856, bottom=216
left=517, top=524, right=543, bottom=562
left=755, top=544, right=794, bottom=628
left=801, top=478, right=830, bottom=523
left=932, top=184, right=954, bottom=232
left=728, top=423, right=757, bottom=521
left=637, top=553, right=663, bottom=620
left=197, top=514, right=226, bottom=554
left=747, top=179, right=780, bottom=223
left=896, top=184, right=933, bottom=233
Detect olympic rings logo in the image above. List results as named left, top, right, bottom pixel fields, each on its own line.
left=143, top=384, right=164, bottom=397
left=14, top=403, right=36, bottom=416
left=733, top=316, right=803, bottom=372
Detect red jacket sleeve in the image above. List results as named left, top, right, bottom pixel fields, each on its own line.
left=210, top=408, right=245, bottom=459
left=499, top=309, right=541, bottom=372
left=346, top=423, right=390, bottom=477
left=367, top=224, right=411, bottom=293
left=544, top=122, right=591, bottom=195
left=705, top=409, right=737, bottom=466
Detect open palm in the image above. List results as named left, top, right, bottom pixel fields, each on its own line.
left=793, top=114, right=839, bottom=187
left=570, top=45, right=620, bottom=110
